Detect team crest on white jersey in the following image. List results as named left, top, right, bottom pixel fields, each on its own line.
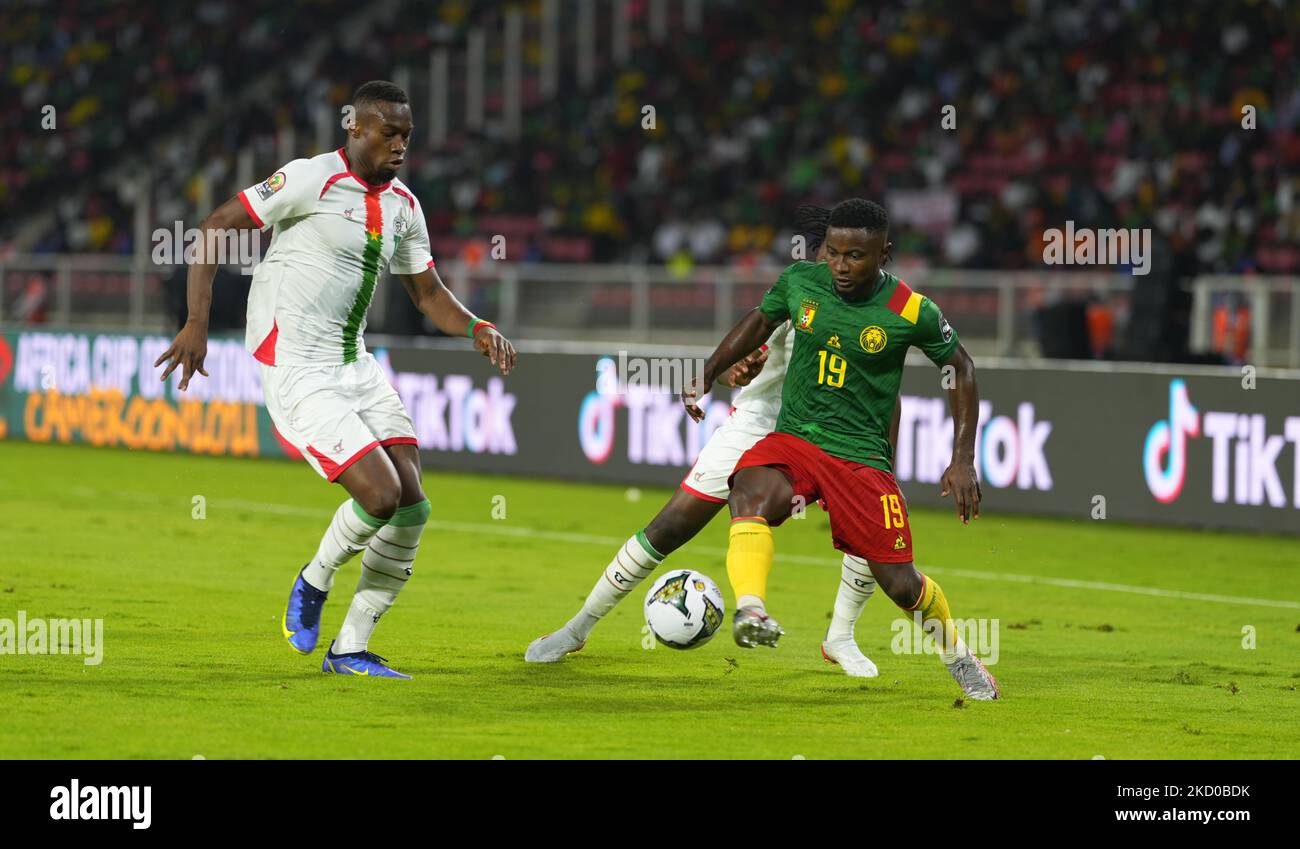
left=255, top=171, right=286, bottom=201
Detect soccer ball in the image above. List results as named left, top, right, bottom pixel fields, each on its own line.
left=644, top=570, right=726, bottom=649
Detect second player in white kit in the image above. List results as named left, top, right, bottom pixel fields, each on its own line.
left=239, top=146, right=431, bottom=481
left=155, top=81, right=516, bottom=678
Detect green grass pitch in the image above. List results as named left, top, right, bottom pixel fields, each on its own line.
left=1, top=441, right=1297, bottom=759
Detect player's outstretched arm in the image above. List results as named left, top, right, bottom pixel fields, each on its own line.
left=718, top=346, right=769, bottom=388
left=683, top=308, right=778, bottom=421
left=398, top=268, right=516, bottom=375
left=154, top=195, right=261, bottom=390
left=938, top=343, right=981, bottom=523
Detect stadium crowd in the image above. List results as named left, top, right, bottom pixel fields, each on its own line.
left=7, top=0, right=1298, bottom=277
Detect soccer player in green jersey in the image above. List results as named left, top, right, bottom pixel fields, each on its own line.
left=527, top=206, right=896, bottom=676
left=683, top=198, right=999, bottom=700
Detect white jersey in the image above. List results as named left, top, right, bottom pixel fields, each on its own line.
left=729, top=320, right=793, bottom=428
left=239, top=148, right=434, bottom=367
left=680, top=321, right=793, bottom=501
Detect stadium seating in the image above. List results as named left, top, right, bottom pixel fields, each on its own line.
left=6, top=2, right=1297, bottom=280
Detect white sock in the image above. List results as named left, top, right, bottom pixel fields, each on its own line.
left=303, top=500, right=388, bottom=592
left=827, top=554, right=876, bottom=642
left=566, top=531, right=664, bottom=640
left=333, top=499, right=429, bottom=654
left=737, top=595, right=765, bottom=611
left=941, top=635, right=971, bottom=666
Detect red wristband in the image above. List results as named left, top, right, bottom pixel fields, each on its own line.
left=468, top=319, right=496, bottom=338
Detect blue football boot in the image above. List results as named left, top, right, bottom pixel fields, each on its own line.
left=321, top=642, right=412, bottom=679
left=282, top=565, right=328, bottom=655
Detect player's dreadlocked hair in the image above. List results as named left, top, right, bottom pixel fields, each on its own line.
left=793, top=204, right=830, bottom=254
left=352, top=80, right=409, bottom=110
left=828, top=198, right=888, bottom=234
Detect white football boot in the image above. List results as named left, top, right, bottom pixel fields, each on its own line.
left=525, top=626, right=586, bottom=663
left=820, top=636, right=879, bottom=678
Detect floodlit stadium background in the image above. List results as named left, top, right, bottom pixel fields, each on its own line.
left=2, top=0, right=1298, bottom=534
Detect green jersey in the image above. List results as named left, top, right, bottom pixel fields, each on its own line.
left=758, top=262, right=959, bottom=472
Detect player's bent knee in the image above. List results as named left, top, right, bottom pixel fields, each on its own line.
left=729, top=477, right=792, bottom=526
left=728, top=469, right=769, bottom=513
left=360, top=487, right=402, bottom=521
left=398, top=484, right=427, bottom=508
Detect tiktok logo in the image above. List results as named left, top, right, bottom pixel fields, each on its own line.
left=1143, top=379, right=1200, bottom=503
left=578, top=356, right=729, bottom=466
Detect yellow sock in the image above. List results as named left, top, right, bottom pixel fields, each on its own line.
left=726, top=517, right=773, bottom=609
left=907, top=573, right=962, bottom=662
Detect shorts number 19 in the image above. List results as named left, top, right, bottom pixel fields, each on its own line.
left=880, top=494, right=905, bottom=529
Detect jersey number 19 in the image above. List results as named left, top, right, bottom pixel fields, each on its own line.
left=816, top=350, right=846, bottom=388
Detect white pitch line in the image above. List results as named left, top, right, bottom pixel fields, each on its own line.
left=70, top=488, right=1300, bottom=611
left=417, top=520, right=1300, bottom=610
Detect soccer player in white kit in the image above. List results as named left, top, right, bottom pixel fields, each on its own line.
left=526, top=207, right=893, bottom=675
left=156, top=81, right=516, bottom=678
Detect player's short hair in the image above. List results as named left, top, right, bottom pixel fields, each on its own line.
left=828, top=198, right=888, bottom=235
left=352, top=80, right=409, bottom=112
left=794, top=204, right=830, bottom=253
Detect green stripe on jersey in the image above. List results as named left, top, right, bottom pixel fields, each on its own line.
left=343, top=194, right=385, bottom=363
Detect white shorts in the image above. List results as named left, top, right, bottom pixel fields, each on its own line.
left=260, top=353, right=417, bottom=481
left=680, top=410, right=774, bottom=502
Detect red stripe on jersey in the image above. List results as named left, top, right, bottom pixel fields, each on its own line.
left=391, top=185, right=416, bottom=211
left=320, top=170, right=393, bottom=198
left=253, top=319, right=278, bottom=365
left=364, top=186, right=382, bottom=230
left=426, top=259, right=435, bottom=269
left=238, top=191, right=265, bottom=228
left=320, top=171, right=351, bottom=199
left=885, top=279, right=914, bottom=316
left=379, top=436, right=419, bottom=447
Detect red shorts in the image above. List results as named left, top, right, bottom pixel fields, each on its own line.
left=729, top=431, right=913, bottom=563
